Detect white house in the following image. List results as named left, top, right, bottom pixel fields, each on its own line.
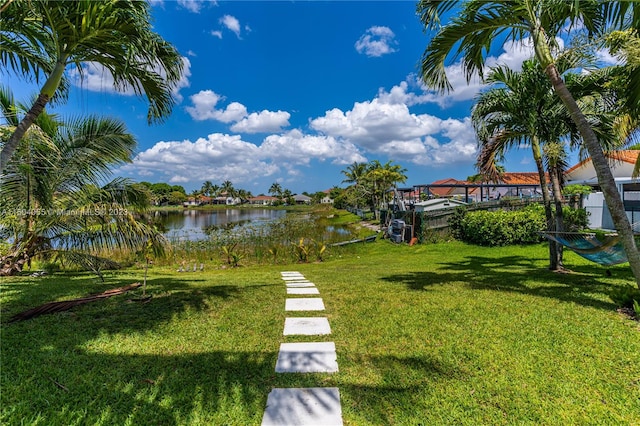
left=565, top=150, right=640, bottom=229
left=320, top=189, right=334, bottom=204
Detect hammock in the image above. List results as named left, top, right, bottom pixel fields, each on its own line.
left=543, top=232, right=627, bottom=266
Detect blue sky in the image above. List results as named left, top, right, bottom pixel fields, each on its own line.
left=6, top=0, right=598, bottom=195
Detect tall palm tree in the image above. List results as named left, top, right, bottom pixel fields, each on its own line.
left=473, top=59, right=583, bottom=269
left=269, top=182, right=283, bottom=199
left=341, top=162, right=369, bottom=209
left=201, top=181, right=214, bottom=198
left=0, top=90, right=165, bottom=276
left=221, top=180, right=235, bottom=198
left=0, top=0, right=184, bottom=172
left=418, top=0, right=640, bottom=287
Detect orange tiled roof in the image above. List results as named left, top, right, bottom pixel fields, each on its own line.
left=499, top=172, right=544, bottom=185
left=565, top=150, right=640, bottom=174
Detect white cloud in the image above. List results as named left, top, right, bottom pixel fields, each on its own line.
left=123, top=133, right=279, bottom=184
left=122, top=77, right=484, bottom=188
left=177, top=0, right=217, bottom=14
left=355, top=26, right=398, bottom=57
left=310, top=93, right=477, bottom=166
left=185, top=90, right=248, bottom=122
left=68, top=56, right=192, bottom=103
left=211, top=30, right=223, bottom=39
left=185, top=90, right=290, bottom=133
left=260, top=129, right=366, bottom=165
left=186, top=50, right=197, bottom=57
left=595, top=48, right=624, bottom=66
left=220, top=15, right=242, bottom=38
left=230, top=110, right=291, bottom=133
left=121, top=129, right=366, bottom=186
left=394, top=37, right=541, bottom=108
left=311, top=99, right=442, bottom=150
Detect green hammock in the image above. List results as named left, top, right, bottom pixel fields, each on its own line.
left=543, top=232, right=628, bottom=266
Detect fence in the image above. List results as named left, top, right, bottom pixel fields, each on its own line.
left=380, top=198, right=549, bottom=241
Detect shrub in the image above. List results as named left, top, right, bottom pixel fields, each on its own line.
left=561, top=206, right=589, bottom=231
left=609, top=285, right=640, bottom=309
left=456, top=204, right=546, bottom=246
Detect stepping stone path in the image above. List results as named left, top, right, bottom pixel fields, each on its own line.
left=261, top=271, right=343, bottom=426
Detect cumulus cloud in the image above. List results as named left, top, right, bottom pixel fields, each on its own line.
left=310, top=96, right=477, bottom=166
left=220, top=15, right=242, bottom=38
left=391, top=37, right=541, bottom=108
left=311, top=99, right=442, bottom=150
left=185, top=91, right=247, bottom=122
left=185, top=90, right=290, bottom=133
left=121, top=76, right=484, bottom=188
left=260, top=130, right=366, bottom=165
left=68, top=56, right=192, bottom=103
left=231, top=110, right=291, bottom=133
left=122, top=133, right=279, bottom=184
left=355, top=26, right=398, bottom=57
left=121, top=129, right=367, bottom=185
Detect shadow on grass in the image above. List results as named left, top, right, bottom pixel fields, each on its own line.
left=1, top=346, right=454, bottom=425
left=0, top=273, right=271, bottom=332
left=381, top=254, right=629, bottom=311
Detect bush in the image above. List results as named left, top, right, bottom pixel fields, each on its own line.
left=609, top=285, right=640, bottom=309
left=456, top=204, right=546, bottom=246
left=561, top=206, right=589, bottom=231
left=448, top=206, right=467, bottom=240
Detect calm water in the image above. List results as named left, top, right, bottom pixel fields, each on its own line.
left=154, top=209, right=287, bottom=241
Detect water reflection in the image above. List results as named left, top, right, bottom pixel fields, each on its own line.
left=154, top=209, right=287, bottom=241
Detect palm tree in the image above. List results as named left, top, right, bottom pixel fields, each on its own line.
left=473, top=59, right=582, bottom=269
left=201, top=181, right=214, bottom=198
left=418, top=0, right=640, bottom=287
left=221, top=180, right=235, bottom=198
left=0, top=89, right=165, bottom=276
left=341, top=162, right=369, bottom=209
left=0, top=0, right=184, bottom=172
left=269, top=182, right=283, bottom=199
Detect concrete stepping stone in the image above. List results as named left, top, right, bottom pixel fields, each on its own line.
left=284, top=280, right=313, bottom=284
left=286, top=282, right=316, bottom=288
left=261, top=387, right=343, bottom=426
left=282, top=276, right=310, bottom=281
left=281, top=271, right=302, bottom=275
left=275, top=342, right=338, bottom=373
left=285, top=298, right=324, bottom=311
left=287, top=287, right=320, bottom=295
left=284, top=317, right=331, bottom=336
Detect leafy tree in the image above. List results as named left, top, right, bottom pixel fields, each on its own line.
left=171, top=185, right=186, bottom=194
left=418, top=0, right=640, bottom=287
left=363, top=160, right=408, bottom=217
left=167, top=191, right=186, bottom=205
left=0, top=0, right=184, bottom=172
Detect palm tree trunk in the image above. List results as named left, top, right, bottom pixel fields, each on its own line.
left=0, top=93, right=50, bottom=172
left=1, top=59, right=65, bottom=173
left=549, top=163, right=565, bottom=269
left=531, top=137, right=558, bottom=270
left=545, top=64, right=640, bottom=287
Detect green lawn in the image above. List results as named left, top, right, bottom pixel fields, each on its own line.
left=1, top=241, right=638, bottom=425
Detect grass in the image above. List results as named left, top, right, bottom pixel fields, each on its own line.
left=1, top=241, right=639, bottom=425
